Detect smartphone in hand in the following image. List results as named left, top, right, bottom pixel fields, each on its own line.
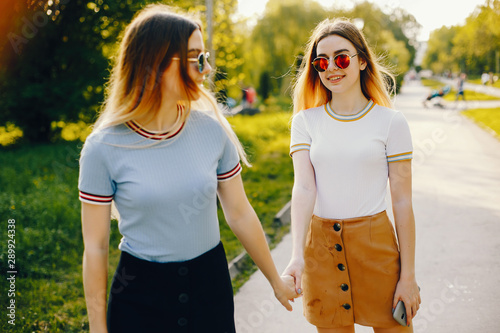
left=393, top=287, right=420, bottom=326
left=392, top=300, right=407, bottom=326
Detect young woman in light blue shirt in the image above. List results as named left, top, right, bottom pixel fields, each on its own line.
left=79, top=4, right=297, bottom=332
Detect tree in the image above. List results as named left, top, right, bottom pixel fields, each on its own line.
left=452, top=0, right=500, bottom=74
left=259, top=71, right=271, bottom=101
left=339, top=2, right=417, bottom=93
left=422, top=0, right=500, bottom=76
left=208, top=0, right=245, bottom=102
left=0, top=0, right=152, bottom=143
left=246, top=0, right=327, bottom=96
left=340, top=1, right=418, bottom=81
left=241, top=0, right=417, bottom=98
left=0, top=0, right=242, bottom=143
left=423, top=26, right=459, bottom=75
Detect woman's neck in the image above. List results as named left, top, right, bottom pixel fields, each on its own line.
left=329, top=90, right=369, bottom=116
left=134, top=98, right=180, bottom=132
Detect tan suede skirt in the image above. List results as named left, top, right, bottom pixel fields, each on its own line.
left=302, top=210, right=402, bottom=329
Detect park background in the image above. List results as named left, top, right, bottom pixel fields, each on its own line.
left=0, top=0, right=499, bottom=331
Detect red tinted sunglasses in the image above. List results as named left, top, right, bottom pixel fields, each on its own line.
left=312, top=53, right=358, bottom=72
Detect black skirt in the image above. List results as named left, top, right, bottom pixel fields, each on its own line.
left=107, top=242, right=236, bottom=333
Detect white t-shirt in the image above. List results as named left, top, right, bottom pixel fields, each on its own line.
left=290, top=100, right=413, bottom=219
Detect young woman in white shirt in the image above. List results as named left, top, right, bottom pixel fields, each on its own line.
left=283, top=18, right=421, bottom=333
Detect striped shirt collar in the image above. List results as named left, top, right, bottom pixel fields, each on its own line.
left=126, top=120, right=185, bottom=140
left=126, top=105, right=185, bottom=140
left=325, top=99, right=375, bottom=122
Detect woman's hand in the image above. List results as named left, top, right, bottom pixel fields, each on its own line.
left=392, top=277, right=421, bottom=327
left=217, top=175, right=300, bottom=311
left=389, top=160, right=420, bottom=327
left=282, top=258, right=305, bottom=296
left=272, top=275, right=300, bottom=311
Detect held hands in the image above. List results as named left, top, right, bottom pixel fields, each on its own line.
left=271, top=257, right=305, bottom=312
left=282, top=257, right=305, bottom=297
left=272, top=275, right=301, bottom=311
left=392, top=277, right=421, bottom=327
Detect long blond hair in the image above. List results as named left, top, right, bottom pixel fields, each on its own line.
left=94, top=4, right=249, bottom=165
left=292, top=18, right=395, bottom=114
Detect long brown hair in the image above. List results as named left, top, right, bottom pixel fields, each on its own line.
left=292, top=18, right=395, bottom=114
left=94, top=4, right=249, bottom=165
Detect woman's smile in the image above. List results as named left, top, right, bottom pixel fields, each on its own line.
left=326, top=74, right=345, bottom=84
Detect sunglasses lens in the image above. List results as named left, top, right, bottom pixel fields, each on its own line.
left=198, top=52, right=210, bottom=73
left=335, top=54, right=350, bottom=69
left=198, top=54, right=204, bottom=73
left=312, top=58, right=329, bottom=72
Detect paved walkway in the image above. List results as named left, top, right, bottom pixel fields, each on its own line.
left=233, top=81, right=500, bottom=332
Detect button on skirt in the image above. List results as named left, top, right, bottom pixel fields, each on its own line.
left=107, top=241, right=235, bottom=333
left=302, top=211, right=402, bottom=329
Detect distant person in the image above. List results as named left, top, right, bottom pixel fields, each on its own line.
left=283, top=18, right=420, bottom=332
left=241, top=86, right=257, bottom=109
left=423, top=85, right=451, bottom=108
left=246, top=86, right=257, bottom=107
left=78, top=4, right=297, bottom=332
left=481, top=72, right=490, bottom=85
left=489, top=71, right=495, bottom=85
left=456, top=73, right=466, bottom=101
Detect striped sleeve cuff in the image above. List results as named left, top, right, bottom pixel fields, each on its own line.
left=387, top=152, right=413, bottom=163
left=217, top=163, right=242, bottom=182
left=290, top=143, right=311, bottom=157
left=79, top=191, right=113, bottom=205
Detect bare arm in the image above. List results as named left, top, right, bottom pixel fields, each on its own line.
left=217, top=174, right=297, bottom=310
left=388, top=160, right=421, bottom=325
left=81, top=202, right=111, bottom=333
left=282, top=150, right=316, bottom=293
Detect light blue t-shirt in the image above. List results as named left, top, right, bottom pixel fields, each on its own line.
left=78, top=110, right=242, bottom=262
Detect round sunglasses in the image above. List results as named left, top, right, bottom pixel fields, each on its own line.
left=172, top=52, right=210, bottom=73
left=312, top=53, right=358, bottom=72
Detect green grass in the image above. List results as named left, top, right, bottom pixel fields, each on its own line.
left=462, top=107, right=500, bottom=139
left=468, top=77, right=500, bottom=89
left=420, top=78, right=500, bottom=101
left=223, top=111, right=293, bottom=259
left=443, top=89, right=500, bottom=101
left=0, top=142, right=88, bottom=332
left=0, top=109, right=294, bottom=332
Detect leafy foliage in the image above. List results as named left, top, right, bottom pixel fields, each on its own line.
left=0, top=0, right=244, bottom=143
left=1, top=0, right=419, bottom=141
left=246, top=0, right=327, bottom=96
left=423, top=0, right=500, bottom=75
left=241, top=0, right=418, bottom=97
left=340, top=2, right=418, bottom=69
left=422, top=26, right=459, bottom=74
left=0, top=0, right=153, bottom=143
